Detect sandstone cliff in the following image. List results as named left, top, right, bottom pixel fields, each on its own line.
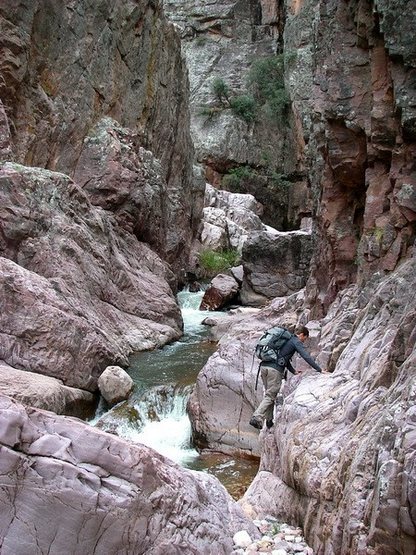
left=285, top=0, right=416, bottom=314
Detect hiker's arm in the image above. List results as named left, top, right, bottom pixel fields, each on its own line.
left=293, top=338, right=322, bottom=372
left=286, top=360, right=297, bottom=375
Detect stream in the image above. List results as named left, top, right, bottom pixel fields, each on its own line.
left=91, top=289, right=258, bottom=499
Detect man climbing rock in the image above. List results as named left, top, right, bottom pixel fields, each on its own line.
left=249, top=325, right=326, bottom=430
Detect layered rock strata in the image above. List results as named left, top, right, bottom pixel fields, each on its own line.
left=285, top=0, right=416, bottom=315
left=0, top=394, right=259, bottom=554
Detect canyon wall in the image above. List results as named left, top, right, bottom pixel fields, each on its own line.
left=164, top=0, right=312, bottom=231
left=0, top=0, right=202, bottom=269
left=285, top=0, right=416, bottom=315
left=0, top=0, right=204, bottom=395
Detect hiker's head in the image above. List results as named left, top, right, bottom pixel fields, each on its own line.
left=296, top=325, right=310, bottom=343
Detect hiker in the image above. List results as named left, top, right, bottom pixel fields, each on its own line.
left=249, top=325, right=326, bottom=430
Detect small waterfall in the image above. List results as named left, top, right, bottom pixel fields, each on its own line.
left=92, top=288, right=217, bottom=464
left=113, top=384, right=198, bottom=464
left=91, top=288, right=258, bottom=497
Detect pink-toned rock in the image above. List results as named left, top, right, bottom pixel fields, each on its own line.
left=0, top=0, right=200, bottom=273
left=98, top=366, right=134, bottom=407
left=0, top=394, right=259, bottom=554
left=0, top=362, right=94, bottom=417
left=240, top=258, right=416, bottom=555
left=73, top=118, right=168, bottom=253
left=284, top=1, right=416, bottom=316
left=0, top=163, right=182, bottom=391
left=189, top=294, right=302, bottom=457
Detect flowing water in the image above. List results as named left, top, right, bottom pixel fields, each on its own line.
left=92, top=289, right=258, bottom=498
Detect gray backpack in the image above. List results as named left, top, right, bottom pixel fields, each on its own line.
left=255, top=326, right=292, bottom=363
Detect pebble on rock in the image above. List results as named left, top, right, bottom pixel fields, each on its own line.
left=233, top=530, right=253, bottom=549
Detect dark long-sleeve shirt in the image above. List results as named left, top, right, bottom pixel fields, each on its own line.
left=260, top=335, right=322, bottom=374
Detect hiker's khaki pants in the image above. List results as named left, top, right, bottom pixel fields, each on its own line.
left=253, top=365, right=283, bottom=422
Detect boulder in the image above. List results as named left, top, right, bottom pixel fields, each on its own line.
left=98, top=366, right=134, bottom=407
left=0, top=362, right=95, bottom=418
left=199, top=273, right=240, bottom=311
left=0, top=394, right=260, bottom=554
left=240, top=229, right=313, bottom=306
left=200, top=185, right=265, bottom=254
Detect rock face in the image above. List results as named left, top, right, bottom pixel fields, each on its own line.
left=188, top=292, right=304, bottom=457
left=0, top=0, right=201, bottom=271
left=284, top=0, right=416, bottom=315
left=163, top=0, right=309, bottom=231
left=0, top=163, right=182, bottom=392
left=0, top=394, right=259, bottom=554
left=200, top=184, right=265, bottom=254
left=191, top=257, right=416, bottom=553
left=240, top=229, right=313, bottom=306
left=0, top=363, right=94, bottom=418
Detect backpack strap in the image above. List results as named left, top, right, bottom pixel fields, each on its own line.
left=255, top=362, right=261, bottom=390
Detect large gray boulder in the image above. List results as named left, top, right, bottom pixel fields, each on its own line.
left=241, top=229, right=313, bottom=305
left=0, top=394, right=259, bottom=554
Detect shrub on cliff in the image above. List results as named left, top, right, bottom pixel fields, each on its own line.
left=248, top=53, right=293, bottom=122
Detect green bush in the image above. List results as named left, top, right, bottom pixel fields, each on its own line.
left=248, top=54, right=292, bottom=121
left=198, top=249, right=240, bottom=274
left=221, top=166, right=253, bottom=192
left=229, top=95, right=256, bottom=123
left=212, top=77, right=230, bottom=104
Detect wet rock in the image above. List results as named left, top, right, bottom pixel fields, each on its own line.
left=98, top=366, right=134, bottom=407
left=200, top=273, right=240, bottom=311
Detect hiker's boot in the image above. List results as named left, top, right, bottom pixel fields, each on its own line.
left=249, top=416, right=263, bottom=430
left=266, top=419, right=274, bottom=429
